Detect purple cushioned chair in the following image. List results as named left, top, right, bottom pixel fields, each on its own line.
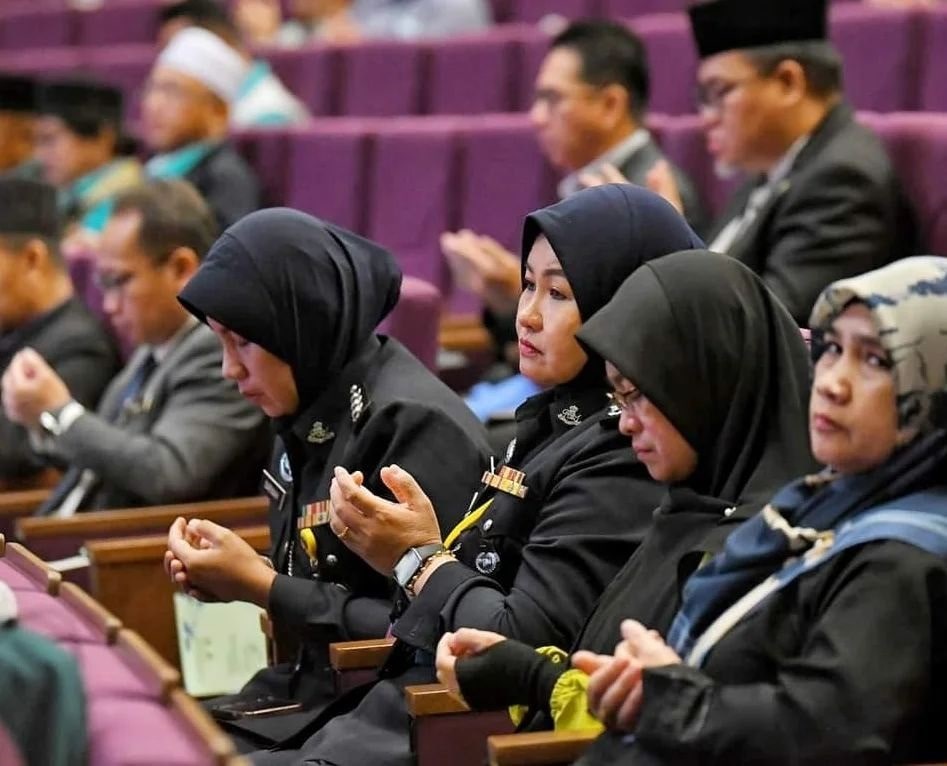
left=425, top=31, right=519, bottom=115
left=366, top=117, right=462, bottom=294
left=509, top=0, right=601, bottom=24
left=284, top=120, right=372, bottom=233
left=602, top=0, right=689, bottom=16
left=829, top=4, right=921, bottom=112
left=339, top=40, right=424, bottom=116
left=0, top=3, right=74, bottom=49
left=377, top=276, right=442, bottom=372
left=86, top=698, right=212, bottom=766
left=76, top=0, right=159, bottom=47
left=260, top=43, right=340, bottom=117
left=859, top=112, right=947, bottom=258
left=13, top=590, right=102, bottom=644
left=919, top=7, right=947, bottom=112
left=0, top=47, right=84, bottom=78
left=68, top=643, right=157, bottom=701
left=232, top=126, right=292, bottom=208
left=514, top=26, right=553, bottom=111
left=631, top=13, right=697, bottom=116
left=0, top=559, right=39, bottom=592
left=488, top=0, right=513, bottom=23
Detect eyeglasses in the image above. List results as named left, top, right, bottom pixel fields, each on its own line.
left=695, top=75, right=760, bottom=114
left=93, top=270, right=136, bottom=294
left=607, top=388, right=643, bottom=412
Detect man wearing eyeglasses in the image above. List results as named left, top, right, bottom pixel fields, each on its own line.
left=2, top=179, right=269, bottom=517
left=679, top=0, right=918, bottom=325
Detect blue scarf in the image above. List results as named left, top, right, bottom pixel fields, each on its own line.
left=668, top=429, right=947, bottom=665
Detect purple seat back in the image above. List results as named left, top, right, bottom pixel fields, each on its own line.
left=339, top=40, right=423, bottom=117
left=858, top=112, right=947, bottom=257
left=0, top=46, right=83, bottom=77
left=75, top=1, right=159, bottom=47
left=514, top=27, right=553, bottom=111
left=425, top=32, right=519, bottom=115
left=377, top=276, right=442, bottom=372
left=829, top=5, right=921, bottom=112
left=366, top=117, right=462, bottom=293
left=284, top=120, right=371, bottom=232
left=631, top=14, right=697, bottom=116
left=0, top=4, right=74, bottom=49
left=920, top=7, right=947, bottom=111
left=259, top=44, right=340, bottom=117
left=603, top=0, right=689, bottom=15
left=509, top=0, right=600, bottom=24
left=232, top=126, right=291, bottom=208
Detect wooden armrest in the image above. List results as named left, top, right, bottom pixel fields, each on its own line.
left=439, top=313, right=491, bottom=352
left=169, top=688, right=238, bottom=765
left=259, top=611, right=274, bottom=639
left=117, top=628, right=182, bottom=703
left=60, top=581, right=122, bottom=643
left=329, top=637, right=395, bottom=671
left=4, top=540, right=61, bottom=594
left=406, top=683, right=470, bottom=716
left=0, top=488, right=52, bottom=517
left=487, top=729, right=600, bottom=766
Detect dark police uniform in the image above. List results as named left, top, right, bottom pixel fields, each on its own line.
left=222, top=335, right=490, bottom=747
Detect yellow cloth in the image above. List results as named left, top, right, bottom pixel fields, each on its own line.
left=508, top=646, right=605, bottom=733
left=443, top=498, right=494, bottom=548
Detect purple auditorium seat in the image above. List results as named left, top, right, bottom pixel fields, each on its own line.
left=285, top=120, right=371, bottom=232
left=919, top=7, right=947, bottom=111
left=859, top=112, right=947, bottom=257
left=68, top=643, right=158, bottom=700
left=377, top=276, right=442, bottom=372
left=0, top=723, right=25, bottom=766
left=84, top=44, right=155, bottom=122
left=259, top=43, right=340, bottom=117
left=0, top=3, right=75, bottom=49
left=13, top=589, right=102, bottom=644
left=829, top=4, right=921, bottom=112
left=602, top=0, right=689, bottom=16
left=233, top=126, right=292, bottom=208
left=87, top=698, right=212, bottom=766
left=425, top=31, right=519, bottom=115
left=509, top=0, right=601, bottom=24
left=453, top=114, right=557, bottom=312
left=0, top=47, right=84, bottom=78
left=631, top=13, right=697, bottom=116
left=488, top=0, right=513, bottom=23
left=651, top=112, right=742, bottom=220
left=366, top=117, right=462, bottom=294
left=75, top=0, right=159, bottom=47
left=338, top=40, right=424, bottom=116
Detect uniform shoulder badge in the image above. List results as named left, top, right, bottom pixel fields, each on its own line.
left=307, top=421, right=335, bottom=444
left=557, top=404, right=582, bottom=426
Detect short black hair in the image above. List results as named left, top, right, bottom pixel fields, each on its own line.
left=550, top=20, right=650, bottom=120
left=159, top=0, right=242, bottom=46
left=742, top=40, right=842, bottom=98
left=111, top=179, right=218, bottom=265
left=0, top=178, right=63, bottom=268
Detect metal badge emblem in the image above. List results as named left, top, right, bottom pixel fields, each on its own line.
left=279, top=452, right=293, bottom=482
left=504, top=438, right=517, bottom=464
left=475, top=550, right=500, bottom=575
left=307, top=421, right=336, bottom=444
left=350, top=384, right=366, bottom=423
left=557, top=404, right=582, bottom=426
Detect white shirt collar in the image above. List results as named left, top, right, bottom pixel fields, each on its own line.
left=558, top=128, right=651, bottom=199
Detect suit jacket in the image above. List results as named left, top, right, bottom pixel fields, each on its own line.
left=37, top=322, right=271, bottom=514
left=185, top=142, right=261, bottom=231
left=618, top=136, right=708, bottom=236
left=711, top=103, right=920, bottom=325
left=0, top=297, right=120, bottom=482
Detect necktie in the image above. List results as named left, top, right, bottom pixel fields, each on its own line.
left=710, top=183, right=773, bottom=254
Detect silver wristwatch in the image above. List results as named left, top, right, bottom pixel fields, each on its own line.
left=38, top=400, right=85, bottom=437
left=392, top=543, right=446, bottom=592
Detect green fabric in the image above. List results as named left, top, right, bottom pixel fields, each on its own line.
left=61, top=157, right=143, bottom=233
left=0, top=623, right=87, bottom=766
left=145, top=141, right=216, bottom=180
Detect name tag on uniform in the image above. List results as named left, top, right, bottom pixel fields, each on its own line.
left=261, top=469, right=287, bottom=511
left=297, top=499, right=333, bottom=530
left=480, top=466, right=528, bottom=499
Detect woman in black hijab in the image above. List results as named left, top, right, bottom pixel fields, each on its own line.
left=253, top=185, right=703, bottom=766
left=163, top=208, right=491, bottom=749
left=434, top=250, right=814, bottom=735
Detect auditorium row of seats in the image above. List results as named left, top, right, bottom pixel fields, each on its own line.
left=1, top=4, right=946, bottom=115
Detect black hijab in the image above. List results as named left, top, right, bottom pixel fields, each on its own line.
left=178, top=208, right=402, bottom=411
left=521, top=184, right=703, bottom=384
left=577, top=249, right=813, bottom=508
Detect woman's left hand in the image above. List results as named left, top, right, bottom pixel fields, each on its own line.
left=329, top=464, right=442, bottom=574
left=574, top=620, right=681, bottom=732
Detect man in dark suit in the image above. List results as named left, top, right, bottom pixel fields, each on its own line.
left=677, top=0, right=918, bottom=325
left=2, top=179, right=269, bottom=514
left=0, top=178, right=119, bottom=489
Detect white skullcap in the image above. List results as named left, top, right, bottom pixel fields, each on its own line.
left=156, top=27, right=249, bottom=104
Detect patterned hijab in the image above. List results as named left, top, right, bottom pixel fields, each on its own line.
left=669, top=256, right=947, bottom=665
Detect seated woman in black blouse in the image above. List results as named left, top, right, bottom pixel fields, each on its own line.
left=572, top=255, right=947, bottom=765
left=435, top=250, right=815, bottom=734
